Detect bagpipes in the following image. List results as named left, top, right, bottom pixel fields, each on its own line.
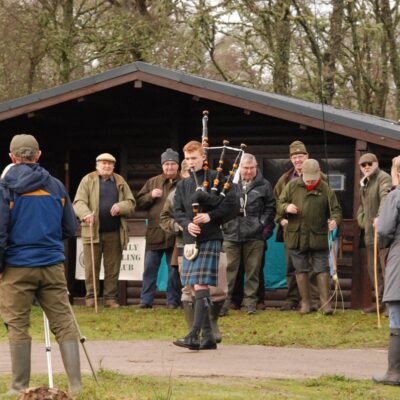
left=184, top=110, right=246, bottom=261
left=191, top=110, right=246, bottom=200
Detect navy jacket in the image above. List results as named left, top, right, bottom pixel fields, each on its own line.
left=0, top=163, right=78, bottom=271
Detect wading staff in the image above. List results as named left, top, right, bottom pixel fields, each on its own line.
left=373, top=224, right=382, bottom=328
left=67, top=299, right=99, bottom=385
left=89, top=218, right=98, bottom=313
left=211, top=140, right=229, bottom=192
left=43, top=313, right=54, bottom=389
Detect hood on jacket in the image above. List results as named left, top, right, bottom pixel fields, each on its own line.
left=3, top=163, right=50, bottom=194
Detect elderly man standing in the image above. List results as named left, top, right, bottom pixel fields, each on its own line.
left=73, top=153, right=136, bottom=308
left=222, top=153, right=276, bottom=315
left=275, top=141, right=319, bottom=311
left=0, top=134, right=81, bottom=396
left=276, top=159, right=342, bottom=315
left=137, top=148, right=181, bottom=309
left=357, top=153, right=392, bottom=313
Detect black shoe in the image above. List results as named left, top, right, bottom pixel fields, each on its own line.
left=138, top=303, right=152, bottom=309
left=173, top=335, right=200, bottom=350
left=200, top=339, right=217, bottom=350
left=280, top=302, right=298, bottom=311
left=166, top=304, right=178, bottom=309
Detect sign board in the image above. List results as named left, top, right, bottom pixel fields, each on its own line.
left=75, top=236, right=145, bottom=280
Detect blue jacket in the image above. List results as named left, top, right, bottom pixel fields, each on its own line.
left=0, top=163, right=78, bottom=271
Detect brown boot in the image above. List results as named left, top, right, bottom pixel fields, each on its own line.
left=316, top=272, right=333, bottom=315
left=295, top=273, right=311, bottom=314
left=105, top=299, right=120, bottom=309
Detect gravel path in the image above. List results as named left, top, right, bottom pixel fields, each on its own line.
left=0, top=340, right=387, bottom=380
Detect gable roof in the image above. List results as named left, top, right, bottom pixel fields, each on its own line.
left=0, top=61, right=399, bottom=149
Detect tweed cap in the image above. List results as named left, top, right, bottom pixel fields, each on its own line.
left=302, top=159, right=320, bottom=181
left=289, top=141, right=308, bottom=156
left=96, top=153, right=116, bottom=163
left=10, top=134, right=39, bottom=154
left=359, top=153, right=378, bottom=165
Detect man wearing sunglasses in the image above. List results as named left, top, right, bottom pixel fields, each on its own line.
left=357, top=153, right=392, bottom=314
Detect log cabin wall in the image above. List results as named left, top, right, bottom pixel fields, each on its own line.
left=0, top=67, right=398, bottom=307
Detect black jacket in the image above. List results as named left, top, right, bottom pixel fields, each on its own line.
left=222, top=170, right=276, bottom=242
left=173, top=169, right=239, bottom=245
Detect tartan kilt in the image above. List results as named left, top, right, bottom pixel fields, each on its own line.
left=181, top=240, right=221, bottom=286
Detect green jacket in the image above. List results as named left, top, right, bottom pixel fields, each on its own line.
left=357, top=168, right=392, bottom=246
left=274, top=168, right=327, bottom=242
left=73, top=171, right=136, bottom=249
left=276, top=179, right=342, bottom=251
left=136, top=173, right=179, bottom=250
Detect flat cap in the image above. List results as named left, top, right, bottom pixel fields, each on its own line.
left=10, top=134, right=39, bottom=154
left=96, top=153, right=116, bottom=163
left=359, top=153, right=378, bottom=165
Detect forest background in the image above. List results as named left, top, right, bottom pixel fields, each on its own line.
left=1, top=0, right=400, bottom=120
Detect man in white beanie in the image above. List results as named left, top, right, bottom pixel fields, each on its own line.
left=73, top=153, right=136, bottom=308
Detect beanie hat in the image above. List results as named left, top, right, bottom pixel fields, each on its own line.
left=289, top=141, right=308, bottom=156
left=161, top=148, right=179, bottom=165
left=359, top=153, right=378, bottom=165
left=96, top=153, right=116, bottom=163
left=10, top=134, right=39, bottom=155
left=302, top=159, right=320, bottom=181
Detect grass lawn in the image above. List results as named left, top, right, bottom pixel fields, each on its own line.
left=0, top=373, right=399, bottom=399
left=0, top=306, right=389, bottom=348
left=0, top=306, right=395, bottom=399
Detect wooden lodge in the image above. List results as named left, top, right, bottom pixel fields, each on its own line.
left=0, top=62, right=399, bottom=309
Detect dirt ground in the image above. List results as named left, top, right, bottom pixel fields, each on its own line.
left=0, top=340, right=388, bottom=380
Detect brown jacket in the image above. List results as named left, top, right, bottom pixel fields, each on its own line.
left=357, top=168, right=392, bottom=246
left=136, top=173, right=179, bottom=250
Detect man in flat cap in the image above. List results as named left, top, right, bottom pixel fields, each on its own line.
left=274, top=140, right=319, bottom=311
left=136, top=148, right=182, bottom=309
left=73, top=153, right=136, bottom=308
left=276, top=159, right=342, bottom=315
left=0, top=134, right=81, bottom=395
left=357, top=153, right=392, bottom=313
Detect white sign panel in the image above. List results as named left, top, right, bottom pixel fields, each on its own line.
left=75, top=236, right=145, bottom=281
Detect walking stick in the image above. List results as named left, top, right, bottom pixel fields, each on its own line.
left=373, top=224, right=382, bottom=329
left=67, top=299, right=99, bottom=385
left=43, top=313, right=54, bottom=389
left=89, top=219, right=98, bottom=313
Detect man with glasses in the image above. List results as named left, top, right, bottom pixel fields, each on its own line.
left=357, top=153, right=392, bottom=314
left=274, top=141, right=320, bottom=311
